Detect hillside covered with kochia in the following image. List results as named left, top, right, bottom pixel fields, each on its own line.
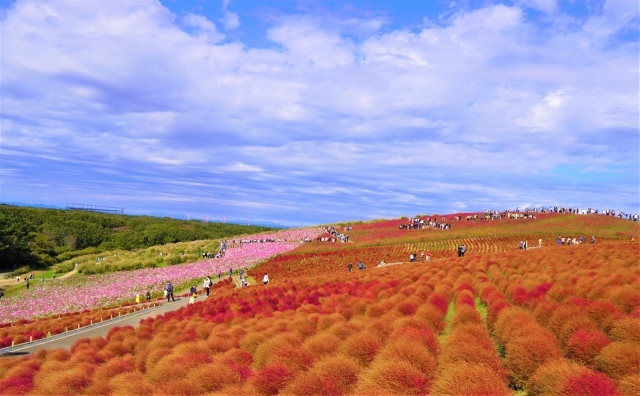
left=0, top=212, right=638, bottom=395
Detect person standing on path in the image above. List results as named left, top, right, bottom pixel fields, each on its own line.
left=347, top=262, right=353, bottom=272
left=204, top=276, right=212, bottom=297
left=229, top=268, right=233, bottom=278
left=189, top=285, right=198, bottom=304
left=217, top=269, right=222, bottom=279
left=165, top=281, right=175, bottom=302
left=25, top=278, right=29, bottom=290
left=262, top=273, right=269, bottom=285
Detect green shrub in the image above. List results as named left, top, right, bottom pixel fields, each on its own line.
left=166, top=256, right=182, bottom=265
left=12, top=266, right=32, bottom=276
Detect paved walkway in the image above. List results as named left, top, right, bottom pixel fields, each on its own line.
left=1, top=291, right=200, bottom=356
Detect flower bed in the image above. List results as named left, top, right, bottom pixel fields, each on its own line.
left=0, top=229, right=323, bottom=323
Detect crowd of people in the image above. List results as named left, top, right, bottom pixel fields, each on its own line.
left=201, top=240, right=227, bottom=260
left=317, top=226, right=349, bottom=242
left=399, top=218, right=451, bottom=230
left=454, top=207, right=639, bottom=221
left=556, top=235, right=594, bottom=246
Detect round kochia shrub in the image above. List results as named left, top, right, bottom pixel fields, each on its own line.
left=439, top=323, right=508, bottom=382
left=355, top=358, right=432, bottom=395
left=528, top=359, right=619, bottom=396
left=594, top=342, right=640, bottom=380
left=280, top=354, right=360, bottom=395
left=495, top=307, right=562, bottom=386
left=431, top=362, right=511, bottom=396
left=251, top=363, right=295, bottom=395
left=565, top=329, right=611, bottom=366
left=610, top=318, right=640, bottom=343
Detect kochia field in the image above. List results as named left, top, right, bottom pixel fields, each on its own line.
left=0, top=213, right=638, bottom=395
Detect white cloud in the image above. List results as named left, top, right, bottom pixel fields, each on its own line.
left=0, top=0, right=637, bottom=221
left=221, top=163, right=264, bottom=173
left=221, top=11, right=239, bottom=30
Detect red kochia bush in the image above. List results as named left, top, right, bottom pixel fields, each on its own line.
left=251, top=363, right=294, bottom=395
left=528, top=359, right=618, bottom=396
left=281, top=354, right=360, bottom=395
left=566, top=329, right=611, bottom=366
left=355, top=358, right=432, bottom=395
left=496, top=307, right=562, bottom=386
left=340, top=331, right=382, bottom=366
left=559, top=371, right=620, bottom=396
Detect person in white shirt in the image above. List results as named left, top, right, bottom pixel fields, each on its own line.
left=262, top=273, right=269, bottom=285
left=203, top=276, right=212, bottom=296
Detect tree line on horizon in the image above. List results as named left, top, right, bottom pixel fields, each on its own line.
left=0, top=205, right=276, bottom=272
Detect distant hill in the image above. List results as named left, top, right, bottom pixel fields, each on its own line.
left=0, top=205, right=277, bottom=271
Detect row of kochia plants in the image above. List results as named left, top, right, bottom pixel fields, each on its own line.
left=0, top=241, right=637, bottom=395
left=0, top=228, right=324, bottom=325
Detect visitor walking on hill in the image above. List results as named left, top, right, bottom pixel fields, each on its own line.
left=358, top=261, right=366, bottom=270
left=25, top=278, right=29, bottom=290
left=420, top=252, right=425, bottom=261
left=591, top=235, right=596, bottom=244
left=347, top=262, right=353, bottom=272
left=426, top=252, right=431, bottom=261
left=146, top=291, right=151, bottom=300
left=538, top=238, right=542, bottom=247
left=263, top=273, right=269, bottom=285
left=189, top=285, right=198, bottom=304
left=204, top=276, right=212, bottom=296
left=217, top=269, right=222, bottom=279
left=165, top=281, right=175, bottom=302
left=229, top=268, right=233, bottom=278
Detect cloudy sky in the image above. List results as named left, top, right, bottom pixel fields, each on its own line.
left=0, top=0, right=638, bottom=225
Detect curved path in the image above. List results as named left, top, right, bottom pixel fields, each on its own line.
left=0, top=280, right=229, bottom=357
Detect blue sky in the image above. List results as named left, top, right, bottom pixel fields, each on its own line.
left=0, top=0, right=638, bottom=226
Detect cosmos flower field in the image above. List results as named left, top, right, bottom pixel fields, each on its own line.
left=0, top=228, right=323, bottom=323
left=0, top=214, right=638, bottom=395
